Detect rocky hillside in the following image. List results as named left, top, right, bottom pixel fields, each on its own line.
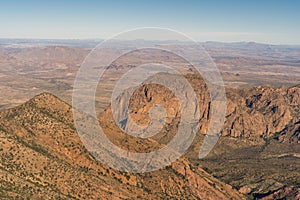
left=0, top=93, right=245, bottom=199
left=224, top=84, right=300, bottom=143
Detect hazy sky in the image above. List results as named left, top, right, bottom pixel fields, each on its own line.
left=0, top=0, right=299, bottom=44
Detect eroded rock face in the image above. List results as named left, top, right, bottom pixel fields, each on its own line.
left=111, top=73, right=300, bottom=144
left=223, top=85, right=300, bottom=143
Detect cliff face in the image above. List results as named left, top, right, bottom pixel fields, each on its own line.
left=224, top=85, right=300, bottom=143
left=106, top=73, right=300, bottom=144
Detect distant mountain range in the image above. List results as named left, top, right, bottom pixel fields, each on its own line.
left=1, top=38, right=300, bottom=49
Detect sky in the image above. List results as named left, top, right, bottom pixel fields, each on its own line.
left=0, top=0, right=299, bottom=44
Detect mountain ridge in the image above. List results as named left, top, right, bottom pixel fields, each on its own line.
left=0, top=91, right=245, bottom=199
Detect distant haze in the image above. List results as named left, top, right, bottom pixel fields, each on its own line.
left=0, top=0, right=300, bottom=45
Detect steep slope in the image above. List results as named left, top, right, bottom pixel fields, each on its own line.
left=0, top=92, right=245, bottom=199
left=0, top=93, right=143, bottom=199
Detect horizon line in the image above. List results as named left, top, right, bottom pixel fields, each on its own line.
left=0, top=37, right=300, bottom=47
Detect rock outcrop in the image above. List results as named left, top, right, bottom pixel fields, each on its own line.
left=224, top=85, right=300, bottom=143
